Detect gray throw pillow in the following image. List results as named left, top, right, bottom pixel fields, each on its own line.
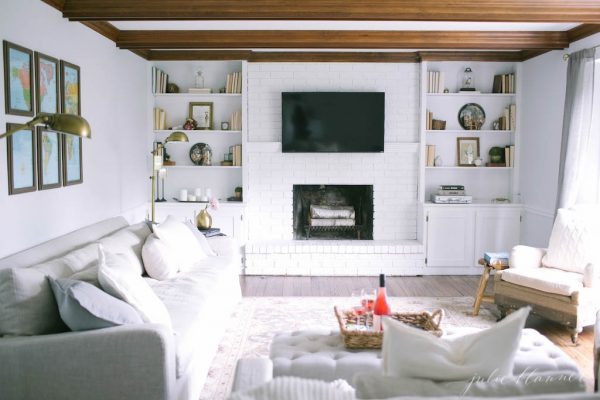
left=48, top=277, right=143, bottom=331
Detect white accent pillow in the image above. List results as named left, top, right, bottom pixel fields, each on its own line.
left=153, top=215, right=208, bottom=272
left=142, top=234, right=178, bottom=280
left=382, top=306, right=530, bottom=381
left=542, top=207, right=600, bottom=274
left=184, top=221, right=217, bottom=257
left=97, top=245, right=172, bottom=328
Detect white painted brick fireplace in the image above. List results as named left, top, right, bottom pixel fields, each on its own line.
left=244, top=62, right=425, bottom=275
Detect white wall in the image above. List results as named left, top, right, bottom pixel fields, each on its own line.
left=0, top=0, right=148, bottom=258
left=245, top=63, right=420, bottom=242
left=520, top=33, right=600, bottom=246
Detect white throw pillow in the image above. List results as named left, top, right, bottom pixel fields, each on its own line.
left=97, top=245, right=172, bottom=328
left=184, top=221, right=217, bottom=257
left=153, top=215, right=208, bottom=272
left=142, top=234, right=178, bottom=280
left=382, top=306, right=530, bottom=381
left=542, top=207, right=600, bottom=274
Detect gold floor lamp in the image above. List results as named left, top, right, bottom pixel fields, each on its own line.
left=150, top=131, right=189, bottom=223
left=0, top=112, right=91, bottom=140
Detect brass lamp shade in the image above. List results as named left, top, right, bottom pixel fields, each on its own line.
left=165, top=131, right=189, bottom=143
left=0, top=113, right=91, bottom=140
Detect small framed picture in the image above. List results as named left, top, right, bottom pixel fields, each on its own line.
left=37, top=126, right=62, bottom=190
left=189, top=102, right=213, bottom=130
left=62, top=135, right=83, bottom=186
left=3, top=41, right=34, bottom=116
left=456, top=137, right=480, bottom=166
left=60, top=60, right=80, bottom=115
left=6, top=123, right=36, bottom=195
left=35, top=52, right=60, bottom=114
left=221, top=121, right=230, bottom=130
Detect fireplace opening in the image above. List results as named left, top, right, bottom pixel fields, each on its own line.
left=293, top=185, right=374, bottom=240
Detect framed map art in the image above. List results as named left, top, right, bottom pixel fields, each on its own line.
left=35, top=52, right=59, bottom=114
left=6, top=123, right=36, bottom=195
left=37, top=127, right=62, bottom=190
left=62, top=134, right=82, bottom=186
left=60, top=60, right=80, bottom=115
left=3, top=41, right=34, bottom=116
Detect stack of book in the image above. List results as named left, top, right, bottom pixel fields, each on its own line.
left=425, top=145, right=436, bottom=166
left=229, top=144, right=242, bottom=166
left=492, top=73, right=516, bottom=94
left=230, top=110, right=242, bottom=131
left=431, top=185, right=472, bottom=204
left=498, top=104, right=517, bottom=130
left=427, top=71, right=445, bottom=93
left=425, top=110, right=433, bottom=129
left=504, top=145, right=515, bottom=167
left=484, top=251, right=510, bottom=267
left=151, top=67, right=169, bottom=94
left=226, top=72, right=243, bottom=94
left=153, top=107, right=166, bottom=130
left=188, top=88, right=211, bottom=94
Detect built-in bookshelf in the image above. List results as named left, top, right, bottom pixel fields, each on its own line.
left=148, top=60, right=247, bottom=206
left=420, top=61, right=522, bottom=205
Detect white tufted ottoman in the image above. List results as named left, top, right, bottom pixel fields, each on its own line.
left=269, top=328, right=580, bottom=385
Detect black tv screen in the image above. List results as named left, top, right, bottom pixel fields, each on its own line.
left=282, top=92, right=384, bottom=153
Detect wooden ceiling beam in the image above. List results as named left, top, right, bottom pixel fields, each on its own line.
left=62, top=0, right=600, bottom=23
left=146, top=50, right=253, bottom=61
left=567, top=23, right=600, bottom=42
left=116, top=30, right=568, bottom=51
left=418, top=51, right=525, bottom=62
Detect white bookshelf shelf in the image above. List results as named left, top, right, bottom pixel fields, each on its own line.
left=163, top=165, right=242, bottom=170
left=153, top=93, right=242, bottom=98
left=426, top=130, right=514, bottom=134
left=154, top=130, right=242, bottom=134
left=425, top=166, right=513, bottom=170
left=426, top=93, right=516, bottom=98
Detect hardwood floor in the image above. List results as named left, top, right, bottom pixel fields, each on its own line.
left=240, top=275, right=596, bottom=391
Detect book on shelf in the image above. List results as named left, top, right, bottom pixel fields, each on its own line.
left=499, top=104, right=517, bottom=131
left=484, top=252, right=509, bottom=266
left=188, top=88, right=212, bottom=94
left=425, top=110, right=433, bottom=130
left=229, top=144, right=243, bottom=166
left=226, top=71, right=243, bottom=94
left=230, top=110, right=242, bottom=131
left=425, top=145, right=435, bottom=167
left=153, top=107, right=166, bottom=130
left=439, top=185, right=464, bottom=190
left=427, top=71, right=445, bottom=93
left=151, top=67, right=169, bottom=94
left=431, top=194, right=472, bottom=204
left=492, top=73, right=516, bottom=94
left=510, top=145, right=515, bottom=168
left=438, top=189, right=466, bottom=195
left=503, top=145, right=516, bottom=167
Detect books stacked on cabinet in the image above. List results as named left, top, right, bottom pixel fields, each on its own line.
left=492, top=73, right=516, bottom=94
left=484, top=252, right=509, bottom=267
left=230, top=110, right=242, bottom=130
left=499, top=104, right=517, bottom=131
left=152, top=67, right=169, bottom=94
left=229, top=145, right=242, bottom=166
left=226, top=72, right=243, bottom=93
left=153, top=108, right=166, bottom=130
left=431, top=185, right=472, bottom=204
left=427, top=71, right=445, bottom=93
left=425, top=145, right=436, bottom=166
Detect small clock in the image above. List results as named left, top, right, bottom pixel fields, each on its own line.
left=221, top=122, right=230, bottom=131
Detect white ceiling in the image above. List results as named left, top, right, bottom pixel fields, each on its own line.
left=110, top=21, right=580, bottom=31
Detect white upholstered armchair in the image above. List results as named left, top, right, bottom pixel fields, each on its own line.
left=494, top=206, right=600, bottom=343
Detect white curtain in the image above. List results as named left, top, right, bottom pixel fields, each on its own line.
left=556, top=48, right=599, bottom=209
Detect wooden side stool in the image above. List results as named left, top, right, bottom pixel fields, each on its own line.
left=472, top=258, right=508, bottom=316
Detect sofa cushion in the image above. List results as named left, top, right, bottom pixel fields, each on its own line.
left=148, top=255, right=240, bottom=378
left=542, top=207, right=600, bottom=274
left=98, top=222, right=151, bottom=276
left=185, top=221, right=217, bottom=257
left=69, top=265, right=100, bottom=287
left=153, top=216, right=208, bottom=272
left=48, top=277, right=143, bottom=331
left=142, top=234, right=178, bottom=280
left=381, top=307, right=529, bottom=381
left=501, top=267, right=584, bottom=296
left=98, top=245, right=172, bottom=329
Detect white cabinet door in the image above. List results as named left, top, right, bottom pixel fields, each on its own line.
left=426, top=208, right=475, bottom=267
left=474, top=209, right=521, bottom=266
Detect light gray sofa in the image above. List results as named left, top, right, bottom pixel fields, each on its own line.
left=0, top=216, right=242, bottom=400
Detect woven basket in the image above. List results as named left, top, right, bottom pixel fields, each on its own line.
left=334, top=306, right=444, bottom=349
left=432, top=119, right=447, bottom=130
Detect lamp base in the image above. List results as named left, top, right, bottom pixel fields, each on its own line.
left=155, top=198, right=167, bottom=202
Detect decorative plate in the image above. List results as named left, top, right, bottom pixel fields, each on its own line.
left=458, top=103, right=485, bottom=130
left=189, top=142, right=212, bottom=166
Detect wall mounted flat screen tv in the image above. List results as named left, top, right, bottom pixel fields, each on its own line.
left=282, top=92, right=384, bottom=153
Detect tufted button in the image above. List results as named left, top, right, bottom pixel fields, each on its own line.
left=549, top=353, right=559, bottom=359
left=533, top=341, right=543, bottom=346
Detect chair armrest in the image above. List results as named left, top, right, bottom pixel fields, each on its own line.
left=207, top=236, right=240, bottom=257
left=509, top=245, right=546, bottom=269
left=231, top=357, right=273, bottom=393
left=0, top=324, right=175, bottom=400
left=584, top=263, right=598, bottom=288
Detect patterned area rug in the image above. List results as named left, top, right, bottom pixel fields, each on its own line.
left=199, top=296, right=498, bottom=400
